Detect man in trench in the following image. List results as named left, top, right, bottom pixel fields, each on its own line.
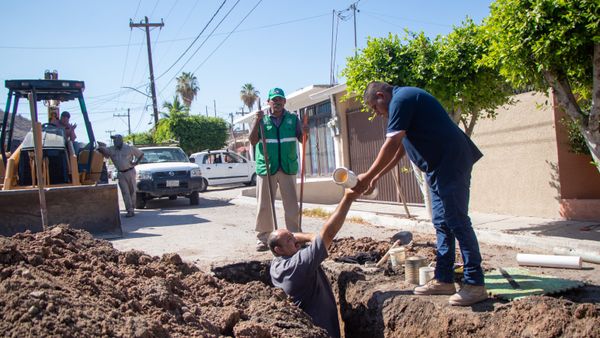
left=352, top=81, right=487, bottom=306
left=98, top=134, right=144, bottom=217
left=268, top=189, right=360, bottom=338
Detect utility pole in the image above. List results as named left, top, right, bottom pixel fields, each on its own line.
left=213, top=100, right=217, bottom=117
left=205, top=105, right=208, bottom=117
left=106, top=129, right=116, bottom=143
left=229, top=112, right=237, bottom=152
left=351, top=3, right=358, bottom=56
left=130, top=16, right=164, bottom=127
left=113, top=108, right=131, bottom=135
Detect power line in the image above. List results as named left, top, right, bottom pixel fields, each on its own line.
left=191, top=0, right=264, bottom=73
left=157, top=0, right=243, bottom=96
left=156, top=0, right=227, bottom=80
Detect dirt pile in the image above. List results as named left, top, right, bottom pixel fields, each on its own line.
left=0, top=225, right=327, bottom=337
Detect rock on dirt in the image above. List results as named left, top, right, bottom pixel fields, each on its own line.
left=0, top=225, right=327, bottom=337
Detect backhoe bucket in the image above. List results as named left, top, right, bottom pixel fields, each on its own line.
left=0, top=184, right=122, bottom=239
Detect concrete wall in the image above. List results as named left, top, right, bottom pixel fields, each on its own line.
left=554, top=98, right=600, bottom=220
left=241, top=178, right=344, bottom=205
left=470, top=92, right=562, bottom=218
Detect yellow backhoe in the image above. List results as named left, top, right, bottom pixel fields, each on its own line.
left=0, top=76, right=122, bottom=238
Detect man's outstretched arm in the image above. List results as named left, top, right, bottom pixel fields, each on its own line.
left=319, top=190, right=360, bottom=249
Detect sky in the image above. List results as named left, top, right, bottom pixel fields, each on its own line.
left=0, top=0, right=492, bottom=144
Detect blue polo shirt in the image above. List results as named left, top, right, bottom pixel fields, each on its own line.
left=270, top=236, right=340, bottom=338
left=386, top=87, right=482, bottom=176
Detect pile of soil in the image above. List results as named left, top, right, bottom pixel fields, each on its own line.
left=328, top=235, right=442, bottom=267
left=0, top=226, right=327, bottom=337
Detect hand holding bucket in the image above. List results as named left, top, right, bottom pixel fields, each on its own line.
left=332, top=167, right=378, bottom=199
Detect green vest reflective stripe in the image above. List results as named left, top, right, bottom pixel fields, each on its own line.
left=255, top=111, right=298, bottom=176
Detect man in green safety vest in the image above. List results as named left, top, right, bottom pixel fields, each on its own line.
left=249, top=87, right=308, bottom=252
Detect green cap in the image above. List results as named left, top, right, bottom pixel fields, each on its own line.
left=268, top=87, right=285, bottom=100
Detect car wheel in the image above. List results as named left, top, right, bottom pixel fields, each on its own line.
left=135, top=192, right=146, bottom=209
left=189, top=191, right=199, bottom=205
left=245, top=173, right=257, bottom=186
left=199, top=178, right=208, bottom=192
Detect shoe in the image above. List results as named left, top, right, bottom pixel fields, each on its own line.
left=125, top=211, right=135, bottom=218
left=448, top=284, right=488, bottom=306
left=413, top=279, right=456, bottom=295
left=256, top=241, right=268, bottom=252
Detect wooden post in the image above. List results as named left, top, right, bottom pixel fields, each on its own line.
left=28, top=92, right=48, bottom=231
left=392, top=165, right=412, bottom=218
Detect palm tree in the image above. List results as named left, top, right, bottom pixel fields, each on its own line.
left=240, top=83, right=260, bottom=112
left=162, top=95, right=189, bottom=118
left=176, top=72, right=199, bottom=109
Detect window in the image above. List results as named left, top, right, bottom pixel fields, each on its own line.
left=300, top=100, right=335, bottom=177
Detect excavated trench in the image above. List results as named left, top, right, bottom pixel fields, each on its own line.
left=1, top=227, right=598, bottom=337
left=211, top=237, right=600, bottom=338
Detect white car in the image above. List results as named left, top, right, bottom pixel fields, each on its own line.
left=189, top=150, right=256, bottom=192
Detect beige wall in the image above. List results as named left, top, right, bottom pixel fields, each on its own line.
left=470, top=92, right=562, bottom=218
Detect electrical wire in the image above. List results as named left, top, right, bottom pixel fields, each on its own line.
left=157, top=0, right=243, bottom=97
left=191, top=0, right=264, bottom=74
left=156, top=0, right=227, bottom=80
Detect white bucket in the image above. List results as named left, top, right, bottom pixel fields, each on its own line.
left=419, top=266, right=435, bottom=285
left=332, top=167, right=379, bottom=199
left=389, top=247, right=406, bottom=267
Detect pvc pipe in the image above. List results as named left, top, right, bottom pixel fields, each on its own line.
left=553, top=247, right=600, bottom=264
left=516, top=253, right=582, bottom=269
left=332, top=167, right=378, bottom=199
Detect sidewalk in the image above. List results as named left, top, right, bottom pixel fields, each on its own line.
left=232, top=195, right=600, bottom=261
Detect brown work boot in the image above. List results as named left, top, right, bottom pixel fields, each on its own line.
left=413, top=279, right=456, bottom=295
left=256, top=241, right=268, bottom=252
left=448, top=284, right=488, bottom=306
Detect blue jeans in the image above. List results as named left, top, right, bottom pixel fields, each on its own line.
left=427, top=166, right=484, bottom=286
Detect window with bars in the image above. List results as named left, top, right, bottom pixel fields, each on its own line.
left=299, top=100, right=336, bottom=177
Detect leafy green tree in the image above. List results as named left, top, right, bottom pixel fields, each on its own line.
left=430, top=18, right=513, bottom=135
left=176, top=72, right=199, bottom=109
left=342, top=32, right=434, bottom=109
left=342, top=25, right=513, bottom=136
left=240, top=83, right=260, bottom=112
left=125, top=131, right=154, bottom=145
left=154, top=115, right=228, bottom=154
left=161, top=95, right=189, bottom=119
left=483, top=0, right=600, bottom=168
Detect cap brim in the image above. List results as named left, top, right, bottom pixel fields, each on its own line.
left=269, top=94, right=285, bottom=100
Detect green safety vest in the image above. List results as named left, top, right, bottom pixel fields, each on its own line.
left=255, top=111, right=298, bottom=176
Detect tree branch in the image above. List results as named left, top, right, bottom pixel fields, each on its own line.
left=542, top=70, right=583, bottom=123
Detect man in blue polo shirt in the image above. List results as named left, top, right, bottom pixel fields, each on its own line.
left=269, top=189, right=359, bottom=338
left=353, top=81, right=487, bottom=306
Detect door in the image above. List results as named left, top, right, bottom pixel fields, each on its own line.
left=222, top=152, right=250, bottom=183
left=346, top=109, right=424, bottom=204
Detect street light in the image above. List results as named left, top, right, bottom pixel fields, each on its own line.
left=121, top=86, right=158, bottom=126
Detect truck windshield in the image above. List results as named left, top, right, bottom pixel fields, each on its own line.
left=140, top=148, right=189, bottom=164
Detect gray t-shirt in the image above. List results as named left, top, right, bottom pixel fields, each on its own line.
left=270, top=236, right=340, bottom=338
left=103, top=144, right=143, bottom=172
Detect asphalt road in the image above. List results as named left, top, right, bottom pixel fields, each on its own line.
left=110, top=183, right=399, bottom=270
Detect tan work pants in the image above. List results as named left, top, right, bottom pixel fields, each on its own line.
left=255, top=171, right=300, bottom=243
left=117, top=169, right=137, bottom=213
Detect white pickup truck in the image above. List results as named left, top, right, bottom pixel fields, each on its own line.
left=135, top=146, right=205, bottom=208
left=189, top=150, right=256, bottom=191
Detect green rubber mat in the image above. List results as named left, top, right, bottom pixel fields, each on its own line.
left=485, top=267, right=585, bottom=301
